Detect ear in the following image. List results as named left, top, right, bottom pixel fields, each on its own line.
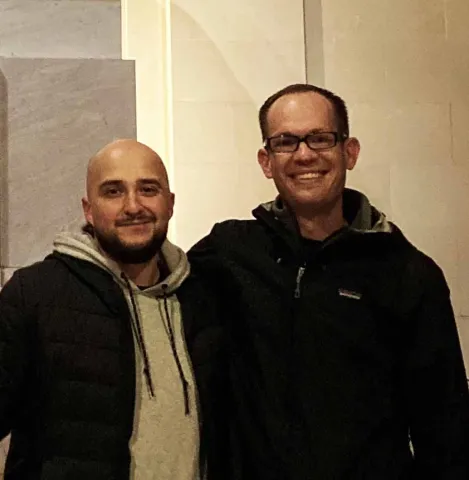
left=168, top=192, right=175, bottom=220
left=257, top=147, right=273, bottom=179
left=82, top=197, right=93, bottom=225
left=344, top=137, right=360, bottom=171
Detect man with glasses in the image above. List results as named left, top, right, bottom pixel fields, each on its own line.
left=189, top=84, right=469, bottom=479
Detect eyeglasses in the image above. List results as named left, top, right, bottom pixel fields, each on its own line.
left=265, top=131, right=347, bottom=153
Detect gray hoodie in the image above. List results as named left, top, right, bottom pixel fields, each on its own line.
left=54, top=232, right=200, bottom=480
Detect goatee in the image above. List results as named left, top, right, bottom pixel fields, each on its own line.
left=94, top=228, right=167, bottom=264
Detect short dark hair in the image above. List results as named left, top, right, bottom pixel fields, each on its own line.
left=258, top=83, right=350, bottom=141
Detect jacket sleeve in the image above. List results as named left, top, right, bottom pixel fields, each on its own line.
left=404, top=256, right=469, bottom=478
left=0, top=271, right=34, bottom=440
left=188, top=226, right=243, bottom=479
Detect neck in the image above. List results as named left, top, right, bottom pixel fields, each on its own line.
left=119, top=257, right=160, bottom=287
left=294, top=200, right=346, bottom=241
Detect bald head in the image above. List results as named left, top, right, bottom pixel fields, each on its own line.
left=82, top=138, right=175, bottom=265
left=86, top=139, right=169, bottom=199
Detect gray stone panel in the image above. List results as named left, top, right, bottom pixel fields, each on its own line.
left=0, top=70, right=7, bottom=272
left=0, top=57, right=136, bottom=268
left=0, top=0, right=121, bottom=59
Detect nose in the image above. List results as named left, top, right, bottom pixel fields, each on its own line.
left=123, top=191, right=143, bottom=214
left=294, top=139, right=318, bottom=162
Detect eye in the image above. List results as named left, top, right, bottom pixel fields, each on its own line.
left=309, top=133, right=334, bottom=145
left=277, top=136, right=297, bottom=147
left=269, top=135, right=298, bottom=150
left=140, top=184, right=160, bottom=196
left=103, top=186, right=122, bottom=197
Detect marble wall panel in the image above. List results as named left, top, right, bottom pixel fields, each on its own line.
left=0, top=0, right=121, bottom=59
left=0, top=70, right=7, bottom=278
left=0, top=57, right=136, bottom=270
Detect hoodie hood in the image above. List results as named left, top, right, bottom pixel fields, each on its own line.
left=53, top=230, right=193, bottom=417
left=53, top=231, right=190, bottom=294
left=260, top=188, right=393, bottom=235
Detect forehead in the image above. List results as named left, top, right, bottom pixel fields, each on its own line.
left=267, top=92, right=336, bottom=136
left=91, top=149, right=165, bottom=187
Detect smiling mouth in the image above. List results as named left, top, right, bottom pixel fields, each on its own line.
left=291, top=171, right=327, bottom=180
left=118, top=220, right=153, bottom=227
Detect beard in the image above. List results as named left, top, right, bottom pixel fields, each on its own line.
left=93, top=224, right=168, bottom=265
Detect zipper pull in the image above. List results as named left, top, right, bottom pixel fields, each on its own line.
left=294, top=265, right=306, bottom=298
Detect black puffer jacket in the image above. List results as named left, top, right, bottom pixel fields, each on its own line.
left=0, top=252, right=226, bottom=479
left=188, top=191, right=469, bottom=480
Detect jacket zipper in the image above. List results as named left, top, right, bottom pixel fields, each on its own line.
left=294, top=265, right=306, bottom=298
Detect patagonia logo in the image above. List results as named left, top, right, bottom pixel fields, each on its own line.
left=338, top=288, right=362, bottom=300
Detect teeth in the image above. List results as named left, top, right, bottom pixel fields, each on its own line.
left=296, top=172, right=323, bottom=179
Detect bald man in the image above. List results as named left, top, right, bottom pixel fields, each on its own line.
left=0, top=140, right=225, bottom=479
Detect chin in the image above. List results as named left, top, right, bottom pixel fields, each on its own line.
left=123, top=240, right=153, bottom=251
left=119, top=228, right=152, bottom=240
left=290, top=194, right=334, bottom=212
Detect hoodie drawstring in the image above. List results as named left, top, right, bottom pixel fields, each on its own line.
left=121, top=273, right=156, bottom=398
left=162, top=284, right=190, bottom=416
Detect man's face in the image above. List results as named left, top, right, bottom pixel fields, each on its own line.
left=82, top=145, right=174, bottom=264
left=258, top=92, right=359, bottom=213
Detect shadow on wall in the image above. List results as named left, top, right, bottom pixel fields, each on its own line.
left=170, top=4, right=280, bottom=248
left=0, top=68, right=8, bottom=284
left=171, top=3, right=252, bottom=101
left=171, top=2, right=299, bottom=106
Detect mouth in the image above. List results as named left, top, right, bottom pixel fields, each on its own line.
left=117, top=219, right=154, bottom=227
left=290, top=171, right=328, bottom=181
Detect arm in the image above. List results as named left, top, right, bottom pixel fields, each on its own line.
left=0, top=272, right=34, bottom=440
left=405, top=257, right=469, bottom=478
left=188, top=226, right=244, bottom=479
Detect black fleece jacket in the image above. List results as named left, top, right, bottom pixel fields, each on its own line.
left=188, top=192, right=469, bottom=480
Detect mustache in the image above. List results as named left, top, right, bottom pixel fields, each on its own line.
left=115, top=215, right=156, bottom=227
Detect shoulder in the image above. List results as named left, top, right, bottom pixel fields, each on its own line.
left=207, top=218, right=275, bottom=250
left=366, top=225, right=446, bottom=288
left=0, top=259, right=59, bottom=318
left=189, top=219, right=262, bottom=259
left=209, top=219, right=262, bottom=241
left=5, top=254, right=85, bottom=288
left=410, top=248, right=449, bottom=291
left=395, top=244, right=451, bottom=312
left=1, top=254, right=113, bottom=307
left=2, top=256, right=61, bottom=289
left=0, top=256, right=69, bottom=308
left=397, top=240, right=447, bottom=283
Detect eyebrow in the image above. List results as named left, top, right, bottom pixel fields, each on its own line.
left=99, top=180, right=123, bottom=191
left=138, top=178, right=163, bottom=187
left=98, top=178, right=163, bottom=191
left=270, top=129, right=331, bottom=139
left=285, top=128, right=331, bottom=136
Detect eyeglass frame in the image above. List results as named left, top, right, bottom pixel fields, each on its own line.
left=264, top=131, right=349, bottom=153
